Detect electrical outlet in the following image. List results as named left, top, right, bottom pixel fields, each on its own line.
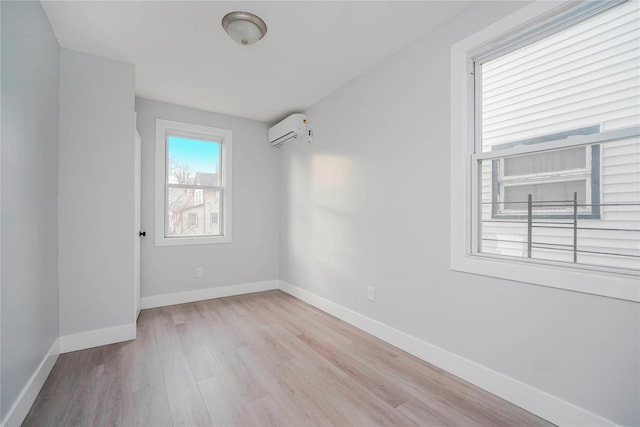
left=367, top=286, right=375, bottom=301
left=196, top=267, right=203, bottom=278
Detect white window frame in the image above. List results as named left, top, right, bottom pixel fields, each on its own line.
left=492, top=140, right=599, bottom=219
left=450, top=0, right=639, bottom=302
left=155, top=119, right=232, bottom=246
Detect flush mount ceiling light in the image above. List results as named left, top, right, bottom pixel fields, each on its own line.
left=222, top=11, right=267, bottom=46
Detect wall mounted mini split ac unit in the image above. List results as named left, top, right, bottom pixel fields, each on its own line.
left=268, top=113, right=311, bottom=147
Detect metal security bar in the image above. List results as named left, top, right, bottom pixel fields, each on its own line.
left=525, top=193, right=579, bottom=261
left=480, top=196, right=640, bottom=270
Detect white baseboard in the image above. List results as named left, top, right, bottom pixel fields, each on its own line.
left=59, top=323, right=136, bottom=354
left=1, top=338, right=60, bottom=427
left=3, top=281, right=616, bottom=427
left=140, top=279, right=280, bottom=309
left=278, top=280, right=617, bottom=427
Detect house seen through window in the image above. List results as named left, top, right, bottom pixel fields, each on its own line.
left=166, top=134, right=223, bottom=238
left=491, top=126, right=601, bottom=219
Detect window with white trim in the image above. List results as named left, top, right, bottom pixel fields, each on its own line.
left=187, top=212, right=198, bottom=226
left=194, top=189, right=204, bottom=204
left=450, top=0, right=639, bottom=301
left=491, top=127, right=601, bottom=219
left=155, top=119, right=232, bottom=246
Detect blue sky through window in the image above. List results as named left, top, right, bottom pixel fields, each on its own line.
left=168, top=135, right=220, bottom=174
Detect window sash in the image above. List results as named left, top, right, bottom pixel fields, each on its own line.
left=164, top=131, right=225, bottom=239
left=498, top=145, right=591, bottom=182
left=472, top=126, right=639, bottom=161
left=476, top=134, right=638, bottom=264
left=498, top=177, right=592, bottom=215
left=492, top=144, right=597, bottom=217
left=472, top=0, right=638, bottom=157
left=165, top=134, right=223, bottom=186
left=502, top=146, right=587, bottom=176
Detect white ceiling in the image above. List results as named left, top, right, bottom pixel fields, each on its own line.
left=42, top=1, right=476, bottom=123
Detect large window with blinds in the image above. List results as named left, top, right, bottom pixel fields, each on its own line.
left=471, top=0, right=639, bottom=272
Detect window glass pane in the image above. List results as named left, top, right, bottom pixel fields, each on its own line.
left=503, top=180, right=586, bottom=210
left=167, top=135, right=221, bottom=185
left=479, top=136, right=640, bottom=270
left=167, top=188, right=221, bottom=237
left=504, top=147, right=586, bottom=176
left=480, top=0, right=640, bottom=152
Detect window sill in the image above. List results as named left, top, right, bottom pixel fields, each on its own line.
left=451, top=252, right=639, bottom=302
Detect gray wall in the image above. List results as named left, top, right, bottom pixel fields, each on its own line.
left=0, top=1, right=60, bottom=419
left=136, top=98, right=279, bottom=298
left=58, top=49, right=136, bottom=335
left=279, top=2, right=640, bottom=425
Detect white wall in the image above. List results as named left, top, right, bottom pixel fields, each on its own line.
left=0, top=1, right=60, bottom=419
left=136, top=98, right=279, bottom=298
left=279, top=2, right=639, bottom=425
left=58, top=49, right=136, bottom=336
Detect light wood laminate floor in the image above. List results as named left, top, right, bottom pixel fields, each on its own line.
left=24, top=290, right=554, bottom=426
